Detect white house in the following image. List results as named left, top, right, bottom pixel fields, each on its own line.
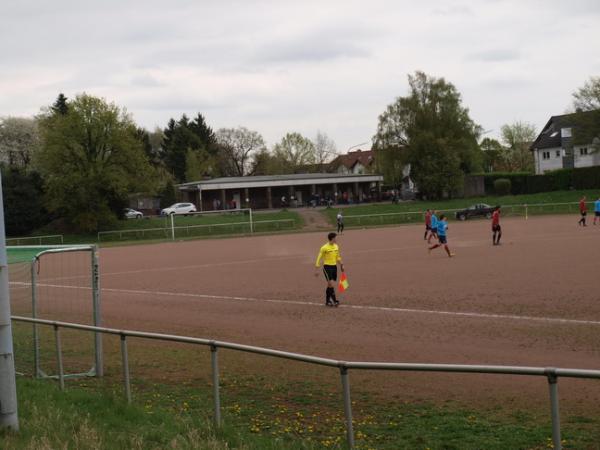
left=530, top=110, right=600, bottom=174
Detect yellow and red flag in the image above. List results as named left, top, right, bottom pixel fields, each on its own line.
left=338, top=272, right=349, bottom=292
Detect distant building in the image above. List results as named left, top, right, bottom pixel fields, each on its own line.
left=330, top=149, right=375, bottom=175
left=530, top=110, right=600, bottom=174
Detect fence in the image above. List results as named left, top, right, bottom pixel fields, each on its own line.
left=97, top=219, right=296, bottom=242
left=6, top=235, right=64, bottom=246
left=11, top=316, right=600, bottom=450
left=342, top=201, right=584, bottom=227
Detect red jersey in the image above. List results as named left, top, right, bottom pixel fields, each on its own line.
left=492, top=210, right=500, bottom=226
left=580, top=199, right=587, bottom=213
left=425, top=211, right=431, bottom=226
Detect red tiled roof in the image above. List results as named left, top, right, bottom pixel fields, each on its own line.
left=332, top=149, right=374, bottom=169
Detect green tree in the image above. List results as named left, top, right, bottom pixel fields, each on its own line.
left=162, top=113, right=217, bottom=182
left=572, top=76, right=600, bottom=112
left=51, top=93, right=69, bottom=116
left=158, top=180, right=177, bottom=209
left=185, top=148, right=218, bottom=181
left=272, top=132, right=316, bottom=174
left=479, top=137, right=506, bottom=173
left=0, top=116, right=40, bottom=168
left=500, top=121, right=536, bottom=172
left=373, top=71, right=481, bottom=198
left=37, top=94, right=153, bottom=232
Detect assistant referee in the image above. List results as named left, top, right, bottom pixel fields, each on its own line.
left=315, top=232, right=344, bottom=307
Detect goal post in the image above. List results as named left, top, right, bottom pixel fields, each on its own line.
left=169, top=208, right=254, bottom=240
left=8, top=244, right=102, bottom=379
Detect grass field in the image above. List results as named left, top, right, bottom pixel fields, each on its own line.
left=323, top=189, right=599, bottom=227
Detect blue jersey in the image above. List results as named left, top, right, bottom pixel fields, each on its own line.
left=437, top=220, right=448, bottom=236
left=430, top=214, right=438, bottom=228
left=595, top=200, right=600, bottom=212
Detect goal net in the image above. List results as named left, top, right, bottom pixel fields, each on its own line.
left=7, top=245, right=102, bottom=379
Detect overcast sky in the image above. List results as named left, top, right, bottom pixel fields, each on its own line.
left=1, top=0, right=599, bottom=151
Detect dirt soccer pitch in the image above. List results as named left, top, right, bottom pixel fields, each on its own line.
left=20, top=214, right=600, bottom=417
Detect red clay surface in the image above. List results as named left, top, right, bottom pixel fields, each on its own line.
left=16, top=214, right=600, bottom=412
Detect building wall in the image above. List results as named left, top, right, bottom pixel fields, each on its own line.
left=574, top=145, right=600, bottom=169
left=535, top=147, right=563, bottom=174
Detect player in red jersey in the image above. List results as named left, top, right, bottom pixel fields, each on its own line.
left=578, top=196, right=587, bottom=226
left=424, top=209, right=432, bottom=240
left=491, top=206, right=501, bottom=246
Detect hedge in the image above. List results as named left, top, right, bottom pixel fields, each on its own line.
left=481, top=165, right=600, bottom=195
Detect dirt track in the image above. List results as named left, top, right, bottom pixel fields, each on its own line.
left=25, top=215, right=600, bottom=412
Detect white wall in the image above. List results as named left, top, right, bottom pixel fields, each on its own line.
left=574, top=145, right=600, bottom=169
left=536, top=147, right=563, bottom=174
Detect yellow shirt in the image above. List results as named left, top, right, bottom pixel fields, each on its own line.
left=315, top=242, right=342, bottom=267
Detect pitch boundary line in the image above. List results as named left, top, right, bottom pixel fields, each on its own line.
left=12, top=281, right=600, bottom=327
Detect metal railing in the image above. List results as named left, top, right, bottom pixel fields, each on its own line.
left=11, top=316, right=600, bottom=450
left=342, top=201, right=584, bottom=226
left=97, top=219, right=295, bottom=242
left=6, top=235, right=64, bottom=246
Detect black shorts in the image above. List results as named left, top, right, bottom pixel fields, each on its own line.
left=323, top=265, right=337, bottom=282
left=492, top=224, right=501, bottom=232
left=438, top=235, right=447, bottom=244
left=430, top=229, right=438, bottom=235
left=425, top=225, right=431, bottom=231
left=581, top=211, right=587, bottom=217
left=596, top=212, right=600, bottom=217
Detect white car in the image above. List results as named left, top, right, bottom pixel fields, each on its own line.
left=124, top=208, right=143, bottom=219
left=161, top=203, right=197, bottom=215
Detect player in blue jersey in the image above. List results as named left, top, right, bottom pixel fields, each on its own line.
left=427, top=210, right=439, bottom=244
left=594, top=197, right=600, bottom=225
left=428, top=215, right=454, bottom=257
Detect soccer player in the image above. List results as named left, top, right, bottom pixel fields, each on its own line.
left=491, top=206, right=502, bottom=245
left=578, top=196, right=587, bottom=226
left=428, top=215, right=454, bottom=257
left=594, top=196, right=600, bottom=225
left=315, top=232, right=344, bottom=307
left=424, top=209, right=432, bottom=240
left=427, top=210, right=439, bottom=244
left=336, top=211, right=344, bottom=234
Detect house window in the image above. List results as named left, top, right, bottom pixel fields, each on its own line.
left=555, top=150, right=561, bottom=158
left=580, top=147, right=589, bottom=156
left=542, top=151, right=550, bottom=160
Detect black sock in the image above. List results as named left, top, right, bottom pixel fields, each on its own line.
left=326, top=287, right=333, bottom=303
left=331, top=290, right=338, bottom=303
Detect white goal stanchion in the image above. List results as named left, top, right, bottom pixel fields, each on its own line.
left=7, top=245, right=102, bottom=379
left=169, top=209, right=254, bottom=241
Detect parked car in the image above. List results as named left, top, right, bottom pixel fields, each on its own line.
left=160, top=203, right=197, bottom=215
left=455, top=203, right=499, bottom=221
left=124, top=208, right=143, bottom=219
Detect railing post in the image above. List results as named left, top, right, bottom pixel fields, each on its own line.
left=547, top=371, right=561, bottom=450
left=31, top=259, right=40, bottom=378
left=340, top=365, right=355, bottom=449
left=120, top=334, right=132, bottom=404
left=91, top=247, right=103, bottom=377
left=525, top=204, right=528, bottom=220
left=210, top=344, right=221, bottom=426
left=54, top=325, right=65, bottom=391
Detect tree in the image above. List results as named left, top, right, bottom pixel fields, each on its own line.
left=500, top=121, right=536, bottom=172
left=0, top=116, right=40, bottom=168
left=313, top=131, right=337, bottom=167
left=37, top=94, right=154, bottom=232
left=215, top=127, right=266, bottom=177
left=572, top=76, right=600, bottom=112
left=185, top=148, right=218, bottom=181
left=51, top=93, right=69, bottom=115
left=272, top=132, right=317, bottom=173
left=162, top=113, right=217, bottom=182
left=0, top=166, right=49, bottom=235
left=479, top=137, right=506, bottom=173
left=373, top=71, right=481, bottom=198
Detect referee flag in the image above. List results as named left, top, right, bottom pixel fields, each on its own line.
left=338, top=272, right=349, bottom=292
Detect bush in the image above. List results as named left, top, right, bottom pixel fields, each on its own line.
left=572, top=166, right=600, bottom=190
left=493, top=178, right=512, bottom=196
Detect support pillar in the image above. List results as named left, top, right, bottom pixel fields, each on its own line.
left=244, top=188, right=250, bottom=208
left=267, top=187, right=273, bottom=209
left=333, top=183, right=338, bottom=204
left=377, top=182, right=382, bottom=201
left=220, top=189, right=226, bottom=209
left=354, top=182, right=360, bottom=202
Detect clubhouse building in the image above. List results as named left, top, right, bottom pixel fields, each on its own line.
left=177, top=173, right=384, bottom=210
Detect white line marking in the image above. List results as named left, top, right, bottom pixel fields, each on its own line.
left=13, top=281, right=600, bottom=327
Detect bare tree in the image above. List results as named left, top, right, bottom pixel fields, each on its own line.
left=313, top=131, right=337, bottom=167
left=0, top=116, right=40, bottom=168
left=573, top=76, right=600, bottom=112
left=272, top=132, right=316, bottom=173
left=215, top=127, right=266, bottom=176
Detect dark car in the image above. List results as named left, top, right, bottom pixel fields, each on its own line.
left=455, top=203, right=499, bottom=221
